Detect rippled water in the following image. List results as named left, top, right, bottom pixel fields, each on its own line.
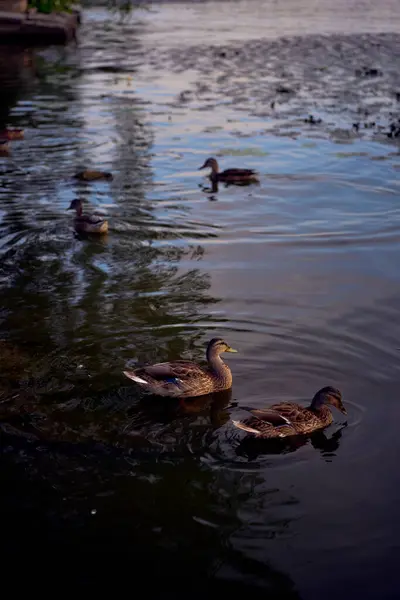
left=0, top=0, right=400, bottom=596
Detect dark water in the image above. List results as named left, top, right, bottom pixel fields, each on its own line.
left=0, top=0, right=400, bottom=596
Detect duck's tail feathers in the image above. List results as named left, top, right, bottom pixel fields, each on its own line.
left=231, top=420, right=261, bottom=435
left=123, top=371, right=149, bottom=385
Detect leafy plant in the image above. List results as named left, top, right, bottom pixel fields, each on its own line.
left=28, top=0, right=76, bottom=13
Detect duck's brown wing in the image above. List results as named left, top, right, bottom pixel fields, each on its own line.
left=221, top=168, right=257, bottom=177
left=143, top=360, right=207, bottom=381
left=78, top=213, right=107, bottom=225
left=269, top=402, right=316, bottom=425
left=128, top=360, right=214, bottom=398
left=241, top=406, right=292, bottom=427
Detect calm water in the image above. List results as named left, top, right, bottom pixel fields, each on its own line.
left=0, top=0, right=400, bottom=596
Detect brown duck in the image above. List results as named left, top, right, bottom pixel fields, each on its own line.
left=0, top=129, right=24, bottom=141
left=123, top=338, right=237, bottom=398
left=232, top=386, right=346, bottom=438
left=199, top=157, right=259, bottom=184
left=67, top=199, right=108, bottom=234
left=74, top=170, right=113, bottom=182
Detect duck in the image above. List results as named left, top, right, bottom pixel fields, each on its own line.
left=232, top=386, right=346, bottom=438
left=123, top=337, right=237, bottom=398
left=74, top=170, right=113, bottom=182
left=0, top=128, right=24, bottom=141
left=199, top=157, right=259, bottom=184
left=304, top=115, right=322, bottom=125
left=67, top=199, right=108, bottom=234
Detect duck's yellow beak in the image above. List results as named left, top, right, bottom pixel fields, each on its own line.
left=225, top=346, right=238, bottom=353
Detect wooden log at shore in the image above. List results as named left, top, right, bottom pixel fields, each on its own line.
left=0, top=8, right=80, bottom=44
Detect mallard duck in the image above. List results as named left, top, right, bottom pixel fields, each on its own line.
left=199, top=157, right=259, bottom=184
left=123, top=338, right=237, bottom=398
left=67, top=199, right=108, bottom=234
left=0, top=129, right=24, bottom=141
left=232, top=386, right=346, bottom=438
left=74, top=170, right=113, bottom=182
left=304, top=115, right=322, bottom=125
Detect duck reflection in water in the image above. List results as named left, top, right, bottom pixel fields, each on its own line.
left=178, top=388, right=233, bottom=428
left=123, top=388, right=233, bottom=456
left=131, top=388, right=233, bottom=430
left=235, top=423, right=346, bottom=461
left=199, top=180, right=219, bottom=198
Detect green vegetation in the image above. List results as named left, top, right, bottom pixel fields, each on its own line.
left=27, top=0, right=146, bottom=15
left=28, top=0, right=75, bottom=13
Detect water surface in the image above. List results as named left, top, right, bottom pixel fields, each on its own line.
left=0, top=1, right=400, bottom=597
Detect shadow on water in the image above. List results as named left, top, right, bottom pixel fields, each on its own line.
left=0, top=426, right=301, bottom=598
left=0, top=353, right=300, bottom=595
left=0, top=35, right=264, bottom=594
left=0, top=46, right=37, bottom=126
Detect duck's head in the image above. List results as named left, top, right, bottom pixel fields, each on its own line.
left=199, top=157, right=219, bottom=173
left=67, top=198, right=83, bottom=214
left=312, top=386, right=346, bottom=414
left=207, top=337, right=237, bottom=359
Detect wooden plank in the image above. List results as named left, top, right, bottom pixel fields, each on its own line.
left=0, top=10, right=24, bottom=23
left=0, top=9, right=79, bottom=43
